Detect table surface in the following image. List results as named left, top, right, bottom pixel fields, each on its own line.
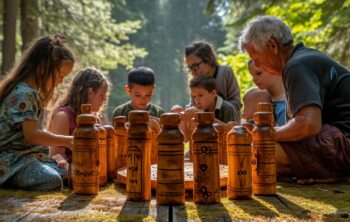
left=117, top=163, right=229, bottom=190
left=1, top=180, right=350, bottom=222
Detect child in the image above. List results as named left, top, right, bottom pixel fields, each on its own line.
left=112, top=66, right=165, bottom=119
left=242, top=87, right=271, bottom=123
left=49, top=67, right=110, bottom=164
left=175, top=75, right=237, bottom=141
left=0, top=35, right=75, bottom=191
left=172, top=40, right=241, bottom=122
left=243, top=60, right=287, bottom=126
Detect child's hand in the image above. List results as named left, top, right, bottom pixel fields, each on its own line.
left=64, top=136, right=74, bottom=149
left=150, top=116, right=160, bottom=125
left=52, top=154, right=69, bottom=169
left=171, top=105, right=183, bottom=113
left=149, top=118, right=161, bottom=131
left=184, top=106, right=201, bottom=119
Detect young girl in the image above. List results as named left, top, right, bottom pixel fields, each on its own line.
left=49, top=67, right=110, bottom=164
left=172, top=40, right=242, bottom=122
left=0, top=35, right=75, bottom=191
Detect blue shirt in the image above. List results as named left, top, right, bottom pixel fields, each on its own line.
left=273, top=100, right=287, bottom=126
left=0, top=82, right=48, bottom=185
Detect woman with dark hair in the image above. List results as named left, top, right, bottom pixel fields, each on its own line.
left=172, top=40, right=241, bottom=122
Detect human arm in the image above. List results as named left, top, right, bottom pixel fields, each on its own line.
left=23, top=119, right=73, bottom=149
left=49, top=111, right=71, bottom=159
left=182, top=107, right=202, bottom=142
left=184, top=106, right=202, bottom=118
left=277, top=62, right=324, bottom=141
left=178, top=112, right=188, bottom=142
left=275, top=105, right=322, bottom=141
left=149, top=117, right=161, bottom=131
left=9, top=89, right=73, bottom=150
left=219, top=66, right=242, bottom=114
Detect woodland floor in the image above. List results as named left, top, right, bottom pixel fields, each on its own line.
left=1, top=179, right=350, bottom=222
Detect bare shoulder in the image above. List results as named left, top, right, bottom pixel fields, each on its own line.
left=51, top=111, right=69, bottom=123
left=50, top=111, right=70, bottom=134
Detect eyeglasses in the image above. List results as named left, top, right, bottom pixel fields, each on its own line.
left=184, top=61, right=204, bottom=73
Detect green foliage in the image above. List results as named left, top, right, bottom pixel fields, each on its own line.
left=264, top=0, right=350, bottom=64
left=219, top=53, right=253, bottom=99
left=110, top=0, right=227, bottom=113
left=208, top=0, right=350, bottom=96
left=38, top=0, right=147, bottom=70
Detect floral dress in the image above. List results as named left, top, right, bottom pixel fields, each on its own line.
left=0, top=82, right=66, bottom=191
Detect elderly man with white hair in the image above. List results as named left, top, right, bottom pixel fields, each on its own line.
left=239, top=15, right=350, bottom=183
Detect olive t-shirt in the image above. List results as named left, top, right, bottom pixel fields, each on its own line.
left=283, top=42, right=350, bottom=135
left=112, top=101, right=165, bottom=120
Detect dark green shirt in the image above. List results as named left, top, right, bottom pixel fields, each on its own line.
left=283, top=42, right=350, bottom=135
left=112, top=101, right=165, bottom=120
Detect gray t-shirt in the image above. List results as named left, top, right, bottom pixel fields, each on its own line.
left=283, top=42, right=350, bottom=135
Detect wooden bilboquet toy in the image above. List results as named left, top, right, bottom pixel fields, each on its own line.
left=214, top=123, right=225, bottom=165
left=214, top=121, right=238, bottom=165
left=126, top=111, right=152, bottom=201
left=157, top=113, right=185, bottom=205
left=114, top=116, right=128, bottom=171
left=252, top=111, right=276, bottom=195
left=192, top=112, right=220, bottom=204
left=95, top=124, right=107, bottom=187
left=188, top=117, right=196, bottom=161
left=149, top=118, right=161, bottom=164
left=257, top=102, right=275, bottom=126
left=227, top=125, right=252, bottom=199
left=72, top=104, right=99, bottom=195
left=242, top=121, right=254, bottom=134
left=103, top=125, right=116, bottom=181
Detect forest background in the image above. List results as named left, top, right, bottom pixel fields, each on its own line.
left=0, top=0, right=349, bottom=122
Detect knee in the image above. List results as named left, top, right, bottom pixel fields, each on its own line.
left=32, top=173, right=63, bottom=191
left=29, top=163, right=63, bottom=191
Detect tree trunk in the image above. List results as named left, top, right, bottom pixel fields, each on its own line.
left=2, top=0, right=19, bottom=76
left=20, top=0, right=39, bottom=52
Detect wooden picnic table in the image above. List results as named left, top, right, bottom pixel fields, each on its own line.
left=0, top=180, right=349, bottom=221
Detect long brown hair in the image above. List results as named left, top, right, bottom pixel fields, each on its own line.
left=185, top=40, right=219, bottom=68
left=0, top=34, right=75, bottom=107
left=51, top=67, right=110, bottom=116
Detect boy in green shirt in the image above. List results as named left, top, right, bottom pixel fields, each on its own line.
left=112, top=66, right=165, bottom=120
